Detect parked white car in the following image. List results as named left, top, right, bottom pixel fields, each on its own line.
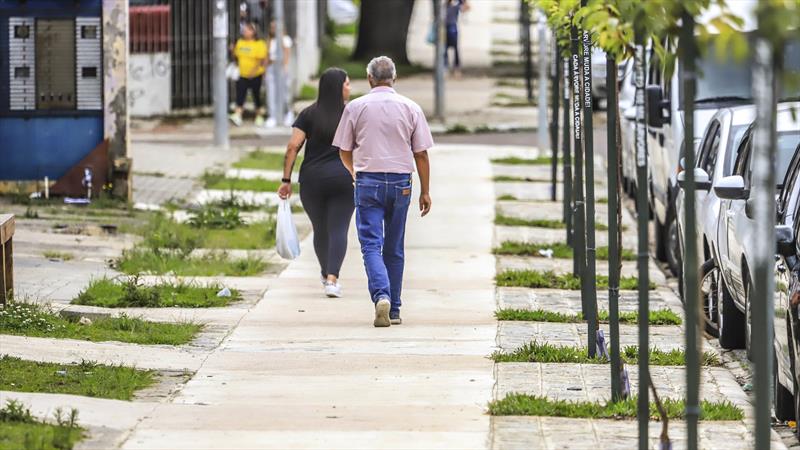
left=618, top=59, right=638, bottom=196
left=674, top=105, right=755, bottom=335
left=713, top=103, right=800, bottom=353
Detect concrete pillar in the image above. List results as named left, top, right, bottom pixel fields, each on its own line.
left=103, top=0, right=131, bottom=200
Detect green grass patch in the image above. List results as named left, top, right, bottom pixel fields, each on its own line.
left=0, top=400, right=83, bottom=450
left=493, top=175, right=550, bottom=183
left=492, top=156, right=559, bottom=165
left=497, top=194, right=519, bottom=201
left=488, top=394, right=742, bottom=420
left=73, top=277, right=240, bottom=308
left=493, top=241, right=635, bottom=261
left=297, top=84, right=318, bottom=101
left=494, top=215, right=610, bottom=231
left=495, top=270, right=651, bottom=290
left=0, top=302, right=202, bottom=345
left=491, top=341, right=720, bottom=366
left=42, top=251, right=74, bottom=261
left=333, top=21, right=357, bottom=36
left=202, top=172, right=285, bottom=192
left=494, top=308, right=682, bottom=325
left=115, top=249, right=267, bottom=277
left=319, top=40, right=427, bottom=80
left=0, top=356, right=154, bottom=401
left=233, top=150, right=303, bottom=171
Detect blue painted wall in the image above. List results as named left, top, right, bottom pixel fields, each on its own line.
left=0, top=0, right=104, bottom=181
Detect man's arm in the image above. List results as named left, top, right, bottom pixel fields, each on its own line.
left=340, top=150, right=355, bottom=179
left=414, top=150, right=431, bottom=217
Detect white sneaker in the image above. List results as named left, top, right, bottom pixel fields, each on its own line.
left=324, top=281, right=342, bottom=298
left=373, top=298, right=391, bottom=327
left=229, top=113, right=243, bottom=127
left=265, top=117, right=277, bottom=128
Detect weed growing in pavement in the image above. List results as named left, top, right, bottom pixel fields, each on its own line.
left=0, top=301, right=201, bottom=345
left=494, top=215, right=610, bottom=231
left=116, top=248, right=268, bottom=277
left=74, top=276, right=240, bottom=308
left=445, top=123, right=470, bottom=134
left=495, top=270, right=651, bottom=290
left=187, top=206, right=245, bottom=229
left=233, top=149, right=304, bottom=171
left=497, top=194, right=519, bottom=201
left=24, top=206, right=39, bottom=219
left=494, top=308, right=682, bottom=325
left=0, top=356, right=155, bottom=400
left=0, top=400, right=84, bottom=450
left=487, top=394, right=743, bottom=420
left=491, top=156, right=561, bottom=165
left=493, top=175, right=550, bottom=182
left=205, top=194, right=264, bottom=212
left=493, top=241, right=633, bottom=260
left=490, top=341, right=720, bottom=366
left=42, top=251, right=75, bottom=261
left=202, top=171, right=287, bottom=192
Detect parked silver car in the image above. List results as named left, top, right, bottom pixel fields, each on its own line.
left=713, top=103, right=800, bottom=353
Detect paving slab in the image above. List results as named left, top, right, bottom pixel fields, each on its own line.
left=492, top=164, right=563, bottom=182
left=495, top=287, right=683, bottom=315
left=496, top=200, right=637, bottom=228
left=496, top=255, right=667, bottom=285
left=490, top=416, right=787, bottom=450
left=495, top=182, right=564, bottom=202
left=496, top=321, right=690, bottom=354
left=495, top=224, right=639, bottom=249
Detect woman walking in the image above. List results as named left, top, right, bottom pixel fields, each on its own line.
left=229, top=23, right=267, bottom=127
left=444, top=0, right=469, bottom=77
left=277, top=68, right=354, bottom=298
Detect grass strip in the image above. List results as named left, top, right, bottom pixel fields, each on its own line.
left=488, top=394, right=742, bottom=420
left=491, top=156, right=561, bottom=165
left=497, top=194, right=519, bottom=201
left=494, top=308, right=682, bottom=325
left=0, top=302, right=201, bottom=345
left=495, top=270, right=653, bottom=291
left=493, top=241, right=635, bottom=261
left=0, top=400, right=83, bottom=450
left=493, top=175, right=551, bottom=182
left=491, top=341, right=720, bottom=366
left=203, top=174, right=285, bottom=192
left=495, top=215, right=609, bottom=231
left=233, top=150, right=303, bottom=171
left=73, top=277, right=240, bottom=308
left=0, top=356, right=155, bottom=401
left=116, top=249, right=267, bottom=277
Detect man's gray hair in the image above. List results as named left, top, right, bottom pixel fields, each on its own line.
left=366, top=56, right=397, bottom=82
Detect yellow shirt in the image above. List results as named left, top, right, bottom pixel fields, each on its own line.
left=234, top=39, right=267, bottom=78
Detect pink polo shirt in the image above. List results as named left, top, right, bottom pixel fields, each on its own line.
left=332, top=86, right=434, bottom=174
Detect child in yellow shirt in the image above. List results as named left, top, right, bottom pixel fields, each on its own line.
left=230, top=23, right=267, bottom=126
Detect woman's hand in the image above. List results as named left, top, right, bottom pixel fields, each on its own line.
left=278, top=182, right=292, bottom=199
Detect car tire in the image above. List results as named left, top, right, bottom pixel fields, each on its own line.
left=655, top=216, right=669, bottom=262
left=775, top=350, right=795, bottom=421
left=666, top=216, right=681, bottom=276
left=699, top=259, right=720, bottom=338
left=718, top=274, right=746, bottom=349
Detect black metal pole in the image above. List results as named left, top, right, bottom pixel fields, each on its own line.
left=563, top=54, right=573, bottom=245
left=633, top=24, right=650, bottom=450
left=580, top=11, right=597, bottom=357
left=570, top=23, right=586, bottom=292
left=606, top=51, right=622, bottom=401
left=550, top=38, right=560, bottom=202
left=680, top=11, right=700, bottom=450
left=521, top=0, right=533, bottom=102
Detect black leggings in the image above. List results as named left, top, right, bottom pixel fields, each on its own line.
left=236, top=76, right=263, bottom=108
left=299, top=175, right=355, bottom=278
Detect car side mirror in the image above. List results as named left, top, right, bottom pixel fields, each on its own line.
left=646, top=85, right=668, bottom=128
left=777, top=224, right=795, bottom=257
left=745, top=198, right=755, bottom=219
left=714, top=175, right=749, bottom=200
left=677, top=167, right=712, bottom=191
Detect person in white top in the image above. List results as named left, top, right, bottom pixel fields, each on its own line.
left=266, top=20, right=294, bottom=128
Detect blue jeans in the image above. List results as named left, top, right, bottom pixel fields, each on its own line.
left=354, top=172, right=413, bottom=313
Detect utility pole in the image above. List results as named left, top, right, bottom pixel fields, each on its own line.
left=633, top=22, right=650, bottom=450
left=273, top=0, right=287, bottom=124
left=569, top=22, right=586, bottom=312
left=537, top=11, right=550, bottom=187
left=606, top=50, right=622, bottom=401
left=580, top=1, right=597, bottom=358
left=521, top=1, right=533, bottom=102
left=563, top=54, right=572, bottom=244
left=680, top=11, right=700, bottom=450
left=213, top=0, right=229, bottom=149
left=433, top=0, right=445, bottom=121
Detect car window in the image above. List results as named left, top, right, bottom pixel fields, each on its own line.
left=779, top=144, right=800, bottom=220
left=700, top=121, right=722, bottom=175
left=732, top=131, right=752, bottom=177
left=777, top=131, right=800, bottom=183
left=724, top=125, right=749, bottom=176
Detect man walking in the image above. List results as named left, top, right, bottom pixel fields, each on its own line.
left=333, top=56, right=433, bottom=328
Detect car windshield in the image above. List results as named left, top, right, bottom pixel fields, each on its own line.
left=723, top=125, right=749, bottom=176
left=777, top=131, right=800, bottom=180
left=681, top=36, right=800, bottom=104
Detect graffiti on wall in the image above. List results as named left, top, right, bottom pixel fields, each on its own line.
left=129, top=53, right=171, bottom=117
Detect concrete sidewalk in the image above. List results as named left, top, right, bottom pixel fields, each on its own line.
left=121, top=144, right=498, bottom=449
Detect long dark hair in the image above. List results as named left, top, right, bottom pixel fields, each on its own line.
left=307, top=68, right=348, bottom=144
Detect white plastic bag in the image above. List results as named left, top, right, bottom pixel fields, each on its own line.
left=276, top=199, right=301, bottom=260
left=225, top=62, right=240, bottom=81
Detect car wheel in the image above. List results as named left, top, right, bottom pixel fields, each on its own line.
left=655, top=216, right=669, bottom=262
left=666, top=216, right=681, bottom=276
left=699, top=259, right=720, bottom=337
left=775, top=347, right=795, bottom=421
left=718, top=273, right=746, bottom=349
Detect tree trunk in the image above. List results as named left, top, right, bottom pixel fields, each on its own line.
left=353, top=0, right=414, bottom=63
